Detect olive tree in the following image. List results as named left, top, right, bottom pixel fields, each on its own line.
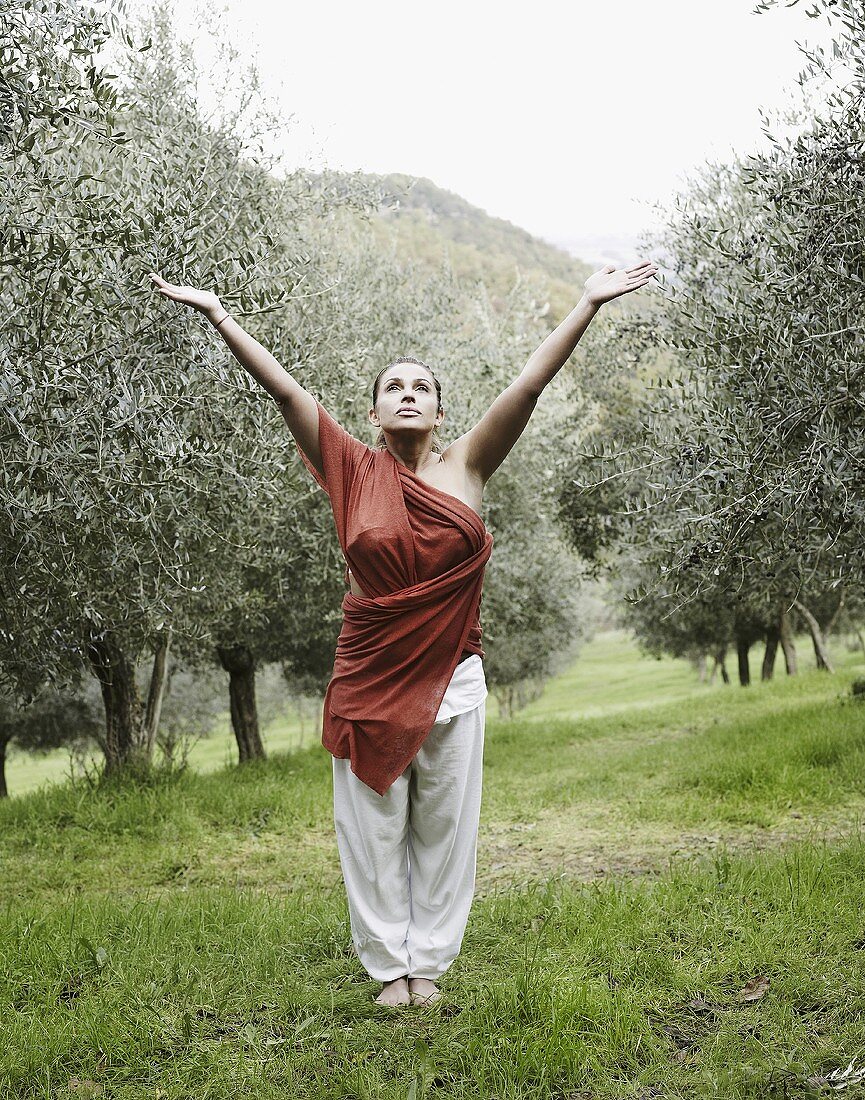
left=0, top=686, right=102, bottom=799
left=1, top=2, right=370, bottom=773
left=556, top=0, right=865, bottom=673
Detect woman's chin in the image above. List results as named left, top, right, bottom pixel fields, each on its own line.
left=391, top=418, right=426, bottom=431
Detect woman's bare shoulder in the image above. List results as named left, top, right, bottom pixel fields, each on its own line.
left=435, top=446, right=485, bottom=513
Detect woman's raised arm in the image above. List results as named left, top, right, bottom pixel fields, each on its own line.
left=448, top=261, right=658, bottom=485
left=148, top=273, right=324, bottom=477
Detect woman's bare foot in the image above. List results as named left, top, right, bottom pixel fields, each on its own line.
left=374, top=975, right=410, bottom=1007
left=408, top=977, right=442, bottom=1005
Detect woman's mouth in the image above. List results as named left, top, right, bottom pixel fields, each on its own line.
left=397, top=408, right=420, bottom=416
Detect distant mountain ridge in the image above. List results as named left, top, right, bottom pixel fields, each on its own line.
left=315, top=171, right=595, bottom=324
left=372, top=173, right=594, bottom=285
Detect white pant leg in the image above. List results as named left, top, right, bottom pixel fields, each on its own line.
left=405, top=698, right=486, bottom=980
left=331, top=657, right=487, bottom=984
left=331, top=759, right=411, bottom=981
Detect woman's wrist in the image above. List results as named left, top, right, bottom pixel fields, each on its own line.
left=208, top=306, right=230, bottom=329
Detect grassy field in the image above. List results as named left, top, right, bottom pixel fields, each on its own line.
left=7, top=629, right=840, bottom=798
left=2, top=631, right=865, bottom=1098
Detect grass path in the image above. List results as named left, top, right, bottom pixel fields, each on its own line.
left=8, top=628, right=855, bottom=797
left=0, top=628, right=718, bottom=797
left=2, top=631, right=865, bottom=1098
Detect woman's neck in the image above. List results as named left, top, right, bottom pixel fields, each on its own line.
left=384, top=438, right=442, bottom=475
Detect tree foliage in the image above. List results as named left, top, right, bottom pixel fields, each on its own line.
left=558, top=0, right=865, bottom=666
left=1, top=0, right=370, bottom=769
left=3, top=0, right=596, bottom=780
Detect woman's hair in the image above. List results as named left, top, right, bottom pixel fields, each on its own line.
left=371, top=356, right=444, bottom=453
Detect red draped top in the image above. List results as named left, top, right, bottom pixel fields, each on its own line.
left=295, top=399, right=494, bottom=795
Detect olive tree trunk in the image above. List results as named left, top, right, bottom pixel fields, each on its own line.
left=0, top=735, right=9, bottom=798
left=779, top=607, right=798, bottom=675
left=761, top=625, right=779, bottom=681
left=143, top=629, right=172, bottom=756
left=86, top=627, right=146, bottom=773
left=793, top=600, right=834, bottom=672
left=710, top=649, right=730, bottom=684
left=217, top=644, right=266, bottom=763
left=736, top=636, right=751, bottom=686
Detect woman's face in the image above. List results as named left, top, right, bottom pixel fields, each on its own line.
left=371, top=365, right=442, bottom=437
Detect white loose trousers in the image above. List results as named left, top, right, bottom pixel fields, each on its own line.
left=331, top=654, right=487, bottom=982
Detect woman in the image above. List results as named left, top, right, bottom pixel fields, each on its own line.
left=148, top=258, right=657, bottom=1007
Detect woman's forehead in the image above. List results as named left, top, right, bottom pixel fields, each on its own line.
left=380, top=365, right=435, bottom=385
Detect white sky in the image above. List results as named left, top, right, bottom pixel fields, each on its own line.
left=180, top=1, right=835, bottom=254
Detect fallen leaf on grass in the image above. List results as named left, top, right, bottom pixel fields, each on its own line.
left=806, top=1056, right=865, bottom=1091
left=736, top=975, right=770, bottom=1002
left=663, top=1023, right=692, bottom=1049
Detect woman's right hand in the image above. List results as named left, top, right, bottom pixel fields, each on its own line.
left=148, top=272, right=223, bottom=320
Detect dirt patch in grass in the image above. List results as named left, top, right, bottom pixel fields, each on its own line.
left=125, top=826, right=345, bottom=899
left=133, top=798, right=865, bottom=902
left=474, top=797, right=865, bottom=897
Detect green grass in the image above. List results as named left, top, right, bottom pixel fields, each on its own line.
left=519, top=629, right=725, bottom=719
left=8, top=629, right=850, bottom=799
left=5, top=699, right=325, bottom=799
left=2, top=631, right=865, bottom=1098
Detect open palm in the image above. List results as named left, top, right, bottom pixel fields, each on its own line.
left=584, top=261, right=658, bottom=306
left=148, top=272, right=221, bottom=317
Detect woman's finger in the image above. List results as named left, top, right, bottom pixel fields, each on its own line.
left=149, top=272, right=181, bottom=293
left=156, top=280, right=182, bottom=295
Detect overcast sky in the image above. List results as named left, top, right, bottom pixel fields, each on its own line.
left=180, top=1, right=834, bottom=262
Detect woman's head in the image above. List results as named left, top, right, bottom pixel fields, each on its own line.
left=370, top=356, right=444, bottom=451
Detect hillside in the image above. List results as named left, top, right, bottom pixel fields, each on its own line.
left=374, top=174, right=591, bottom=282
left=310, top=170, right=596, bottom=324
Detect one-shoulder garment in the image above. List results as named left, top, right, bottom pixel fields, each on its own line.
left=295, top=400, right=494, bottom=795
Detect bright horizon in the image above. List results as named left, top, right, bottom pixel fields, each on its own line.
left=179, top=1, right=837, bottom=265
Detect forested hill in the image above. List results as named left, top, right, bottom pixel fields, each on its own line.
left=373, top=173, right=591, bottom=282
left=315, top=171, right=594, bottom=323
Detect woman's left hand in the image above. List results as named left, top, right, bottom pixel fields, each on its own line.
left=583, top=260, right=658, bottom=307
